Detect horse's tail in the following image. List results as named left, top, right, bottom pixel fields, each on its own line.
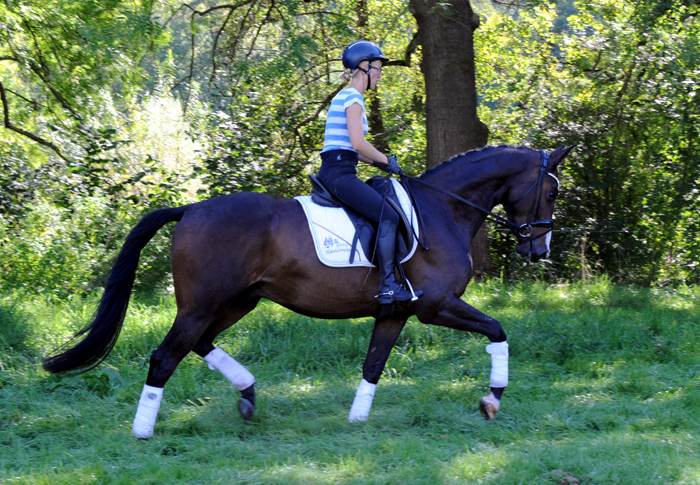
left=42, top=206, right=188, bottom=374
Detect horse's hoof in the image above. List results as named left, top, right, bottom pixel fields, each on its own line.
left=238, top=398, right=255, bottom=420
left=479, top=395, right=500, bottom=421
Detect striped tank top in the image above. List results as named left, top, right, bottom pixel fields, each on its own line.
left=320, top=87, right=368, bottom=153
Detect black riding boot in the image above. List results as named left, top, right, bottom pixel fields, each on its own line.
left=375, top=220, right=422, bottom=305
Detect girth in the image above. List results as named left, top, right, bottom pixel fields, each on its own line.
left=308, top=175, right=415, bottom=265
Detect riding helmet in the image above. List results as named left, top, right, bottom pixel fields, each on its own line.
left=342, top=40, right=389, bottom=70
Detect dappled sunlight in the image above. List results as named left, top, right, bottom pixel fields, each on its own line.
left=650, top=286, right=700, bottom=311
left=474, top=430, right=700, bottom=484
left=441, top=445, right=508, bottom=483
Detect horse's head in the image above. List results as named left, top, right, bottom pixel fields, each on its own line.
left=505, top=145, right=576, bottom=262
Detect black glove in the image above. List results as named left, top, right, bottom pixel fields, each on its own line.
left=372, top=160, right=391, bottom=173
left=387, top=154, right=403, bottom=176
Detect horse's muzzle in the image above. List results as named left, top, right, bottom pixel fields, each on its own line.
left=516, top=243, right=549, bottom=262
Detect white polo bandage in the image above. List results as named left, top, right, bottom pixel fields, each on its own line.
left=204, top=347, right=255, bottom=391
left=349, top=379, right=376, bottom=423
left=132, top=384, right=163, bottom=439
left=485, top=341, right=509, bottom=388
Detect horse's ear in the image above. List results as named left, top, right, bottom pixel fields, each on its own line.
left=550, top=145, right=576, bottom=169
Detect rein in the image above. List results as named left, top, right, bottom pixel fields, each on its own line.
left=401, top=150, right=558, bottom=241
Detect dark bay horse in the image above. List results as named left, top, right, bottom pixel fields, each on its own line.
left=43, top=144, right=575, bottom=438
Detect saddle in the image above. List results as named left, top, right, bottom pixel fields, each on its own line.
left=308, top=174, right=416, bottom=265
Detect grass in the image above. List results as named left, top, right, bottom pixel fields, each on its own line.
left=1, top=279, right=700, bottom=484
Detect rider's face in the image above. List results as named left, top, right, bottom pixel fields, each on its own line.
left=367, top=61, right=383, bottom=88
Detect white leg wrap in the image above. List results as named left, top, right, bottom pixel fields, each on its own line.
left=132, top=384, right=163, bottom=439
left=204, top=347, right=255, bottom=391
left=349, top=379, right=376, bottom=423
left=486, top=341, right=509, bottom=388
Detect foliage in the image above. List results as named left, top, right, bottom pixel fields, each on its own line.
left=1, top=0, right=699, bottom=293
left=475, top=0, right=700, bottom=284
left=0, top=0, right=170, bottom=159
left=1, top=281, right=700, bottom=483
left=0, top=86, right=207, bottom=297
left=166, top=0, right=425, bottom=198
left=0, top=0, right=205, bottom=296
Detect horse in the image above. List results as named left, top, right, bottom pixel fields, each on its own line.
left=43, top=144, right=575, bottom=438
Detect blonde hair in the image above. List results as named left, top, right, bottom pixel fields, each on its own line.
left=340, top=60, right=370, bottom=83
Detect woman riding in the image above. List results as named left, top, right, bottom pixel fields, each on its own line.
left=317, top=40, right=421, bottom=305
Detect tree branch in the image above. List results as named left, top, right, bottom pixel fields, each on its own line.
left=182, top=2, right=257, bottom=17
left=385, top=31, right=419, bottom=67
left=246, top=0, right=276, bottom=61
left=0, top=81, right=70, bottom=162
left=293, top=84, right=344, bottom=157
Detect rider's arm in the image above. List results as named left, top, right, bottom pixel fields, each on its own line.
left=357, top=153, right=374, bottom=165
left=347, top=103, right=388, bottom=165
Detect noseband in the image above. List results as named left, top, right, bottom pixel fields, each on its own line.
left=404, top=150, right=558, bottom=240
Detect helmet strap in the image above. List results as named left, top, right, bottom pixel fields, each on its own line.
left=358, top=66, right=372, bottom=91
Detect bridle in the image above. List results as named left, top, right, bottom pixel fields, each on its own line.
left=503, top=150, right=560, bottom=240
left=403, top=150, right=559, bottom=241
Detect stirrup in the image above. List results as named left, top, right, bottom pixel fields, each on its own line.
left=375, top=284, right=423, bottom=305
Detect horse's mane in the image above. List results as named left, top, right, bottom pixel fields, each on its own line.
left=421, top=144, right=531, bottom=178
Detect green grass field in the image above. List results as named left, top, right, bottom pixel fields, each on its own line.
left=1, top=280, right=699, bottom=484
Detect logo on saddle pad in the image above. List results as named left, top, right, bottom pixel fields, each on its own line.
left=323, top=236, right=352, bottom=255
left=295, top=178, right=419, bottom=268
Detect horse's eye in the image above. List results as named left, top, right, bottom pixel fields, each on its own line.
left=548, top=190, right=558, bottom=200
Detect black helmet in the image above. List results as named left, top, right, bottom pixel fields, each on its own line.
left=342, top=40, right=388, bottom=70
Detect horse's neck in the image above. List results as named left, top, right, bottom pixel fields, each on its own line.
left=423, top=158, right=514, bottom=225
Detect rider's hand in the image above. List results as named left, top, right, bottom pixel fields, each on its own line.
left=387, top=154, right=403, bottom=176
left=372, top=160, right=391, bottom=173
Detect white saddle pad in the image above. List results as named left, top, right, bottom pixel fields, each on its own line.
left=295, top=178, right=419, bottom=268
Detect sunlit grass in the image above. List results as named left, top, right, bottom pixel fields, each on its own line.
left=1, top=280, right=699, bottom=483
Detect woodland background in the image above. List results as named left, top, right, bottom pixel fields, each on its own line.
left=1, top=0, right=699, bottom=297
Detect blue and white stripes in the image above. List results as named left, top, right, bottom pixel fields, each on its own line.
left=321, top=87, right=368, bottom=153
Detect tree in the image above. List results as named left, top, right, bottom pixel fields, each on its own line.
left=409, top=0, right=493, bottom=275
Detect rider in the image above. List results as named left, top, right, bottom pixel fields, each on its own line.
left=317, top=40, right=421, bottom=305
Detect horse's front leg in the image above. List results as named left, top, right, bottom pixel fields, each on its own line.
left=349, top=316, right=408, bottom=423
left=416, top=296, right=508, bottom=420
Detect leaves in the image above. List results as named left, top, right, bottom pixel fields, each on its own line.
left=476, top=0, right=700, bottom=283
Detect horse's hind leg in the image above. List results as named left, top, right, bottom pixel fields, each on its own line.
left=132, top=294, right=260, bottom=438
left=349, top=316, right=408, bottom=423
left=133, top=311, right=211, bottom=438
left=191, top=295, right=261, bottom=421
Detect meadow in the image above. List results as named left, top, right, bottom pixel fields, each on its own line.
left=1, top=280, right=699, bottom=484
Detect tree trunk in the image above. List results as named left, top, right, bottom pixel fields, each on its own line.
left=409, top=0, right=493, bottom=278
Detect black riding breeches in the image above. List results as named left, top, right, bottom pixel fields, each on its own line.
left=317, top=150, right=399, bottom=227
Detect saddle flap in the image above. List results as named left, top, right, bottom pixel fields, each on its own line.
left=304, top=174, right=418, bottom=266
left=365, top=177, right=414, bottom=257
